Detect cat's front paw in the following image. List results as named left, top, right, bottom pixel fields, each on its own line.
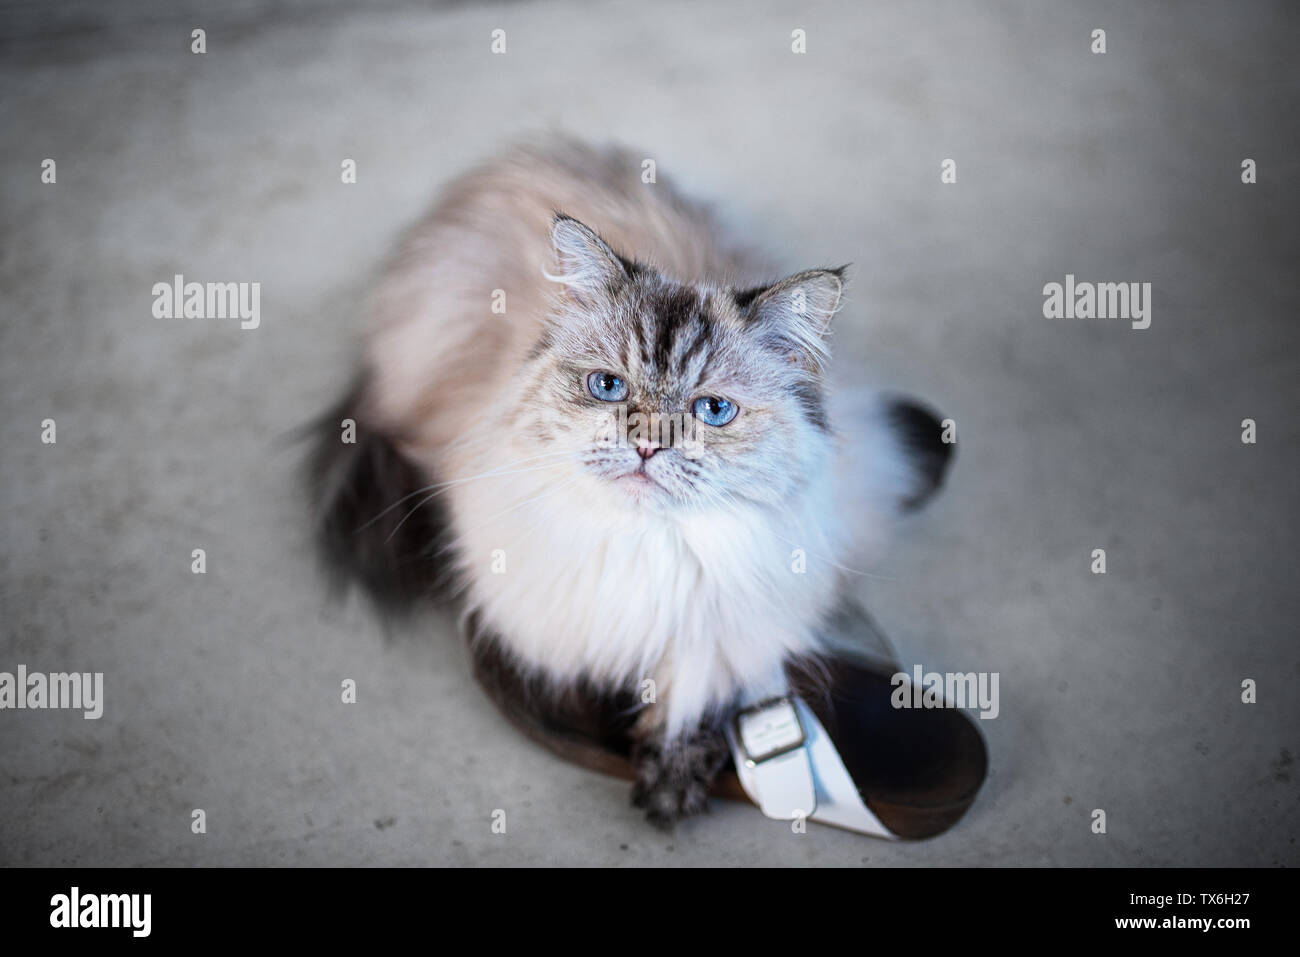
left=631, top=728, right=730, bottom=829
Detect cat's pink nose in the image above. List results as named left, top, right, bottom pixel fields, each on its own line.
left=637, top=442, right=660, bottom=460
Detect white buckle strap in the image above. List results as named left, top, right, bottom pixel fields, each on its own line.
left=727, top=697, right=816, bottom=820
left=725, top=695, right=896, bottom=839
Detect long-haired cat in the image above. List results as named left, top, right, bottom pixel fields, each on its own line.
left=308, top=136, right=951, bottom=827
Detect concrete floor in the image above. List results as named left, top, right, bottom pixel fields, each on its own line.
left=1, top=0, right=1297, bottom=866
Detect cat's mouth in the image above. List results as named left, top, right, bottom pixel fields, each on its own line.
left=619, top=469, right=660, bottom=486
left=615, top=468, right=666, bottom=496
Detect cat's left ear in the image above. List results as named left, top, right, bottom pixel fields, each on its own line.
left=741, top=267, right=846, bottom=370
left=545, top=213, right=632, bottom=305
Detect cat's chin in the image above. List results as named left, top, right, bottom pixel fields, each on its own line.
left=612, top=470, right=674, bottom=508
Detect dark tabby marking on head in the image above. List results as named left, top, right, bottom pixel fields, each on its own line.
left=791, top=380, right=830, bottom=432
left=886, top=397, right=954, bottom=512
left=679, top=312, right=712, bottom=368
left=631, top=722, right=731, bottom=829
left=304, top=374, right=461, bottom=614
left=731, top=285, right=765, bottom=310
left=525, top=332, right=554, bottom=361
left=613, top=252, right=643, bottom=277
left=651, top=287, right=700, bottom=371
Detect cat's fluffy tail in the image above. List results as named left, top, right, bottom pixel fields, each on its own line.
left=302, top=372, right=462, bottom=616
left=828, top=388, right=955, bottom=564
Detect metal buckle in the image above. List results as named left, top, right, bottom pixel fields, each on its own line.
left=733, top=695, right=806, bottom=765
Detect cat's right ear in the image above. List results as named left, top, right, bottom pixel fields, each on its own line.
left=738, top=267, right=846, bottom=372
left=544, top=214, right=631, bottom=305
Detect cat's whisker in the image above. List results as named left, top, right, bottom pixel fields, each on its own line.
left=450, top=475, right=587, bottom=544
left=360, top=450, right=578, bottom=531
left=507, top=487, right=583, bottom=555
left=381, top=458, right=579, bottom=544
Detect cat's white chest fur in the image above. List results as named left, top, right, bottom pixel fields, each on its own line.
left=450, top=458, right=843, bottom=736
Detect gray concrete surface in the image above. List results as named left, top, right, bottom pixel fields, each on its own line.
left=1, top=0, right=1297, bottom=866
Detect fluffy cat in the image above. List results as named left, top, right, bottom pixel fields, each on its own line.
left=308, top=136, right=951, bottom=827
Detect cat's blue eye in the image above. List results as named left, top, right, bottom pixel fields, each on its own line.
left=691, top=395, right=738, bottom=426
left=587, top=371, right=629, bottom=402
